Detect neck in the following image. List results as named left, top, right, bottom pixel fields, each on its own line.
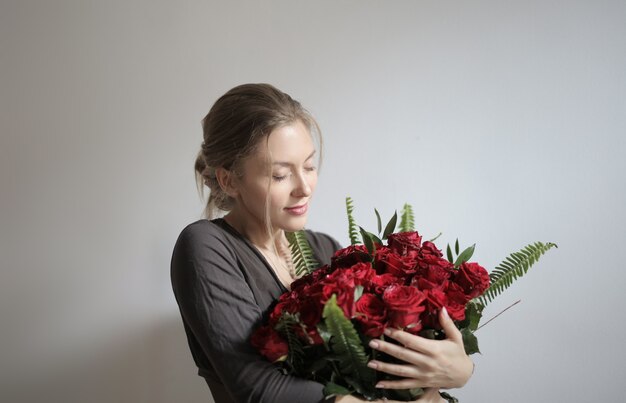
left=223, top=210, right=284, bottom=250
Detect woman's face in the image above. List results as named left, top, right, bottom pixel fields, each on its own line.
left=234, top=119, right=318, bottom=233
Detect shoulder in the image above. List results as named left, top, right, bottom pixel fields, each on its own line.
left=171, top=219, right=237, bottom=267
left=175, top=219, right=228, bottom=244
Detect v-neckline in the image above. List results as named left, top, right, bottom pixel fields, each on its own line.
left=212, top=218, right=290, bottom=292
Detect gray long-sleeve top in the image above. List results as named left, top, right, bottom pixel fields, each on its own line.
left=171, top=218, right=342, bottom=403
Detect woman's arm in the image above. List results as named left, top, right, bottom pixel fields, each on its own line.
left=366, top=307, right=474, bottom=390
left=171, top=223, right=330, bottom=403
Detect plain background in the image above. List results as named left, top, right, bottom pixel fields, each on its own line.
left=1, top=1, right=625, bottom=402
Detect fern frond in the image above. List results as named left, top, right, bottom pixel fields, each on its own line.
left=286, top=231, right=320, bottom=276
left=477, top=242, right=557, bottom=306
left=276, top=315, right=306, bottom=375
left=398, top=203, right=415, bottom=232
left=323, top=295, right=376, bottom=393
left=346, top=197, right=360, bottom=245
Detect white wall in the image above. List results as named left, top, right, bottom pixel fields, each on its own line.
left=1, top=1, right=624, bottom=402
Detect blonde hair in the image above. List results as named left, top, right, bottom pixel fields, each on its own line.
left=195, top=83, right=322, bottom=219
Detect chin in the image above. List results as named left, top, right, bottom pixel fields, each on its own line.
left=280, top=216, right=308, bottom=232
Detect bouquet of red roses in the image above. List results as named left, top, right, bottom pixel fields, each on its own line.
left=251, top=198, right=555, bottom=401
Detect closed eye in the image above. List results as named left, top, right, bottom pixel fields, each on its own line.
left=272, top=174, right=288, bottom=182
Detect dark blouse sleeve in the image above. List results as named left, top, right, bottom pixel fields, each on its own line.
left=171, top=222, right=335, bottom=403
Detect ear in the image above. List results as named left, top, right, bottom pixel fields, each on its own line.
left=215, top=167, right=240, bottom=198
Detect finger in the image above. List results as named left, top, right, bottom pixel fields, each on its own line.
left=375, top=377, right=423, bottom=390
left=439, top=307, right=462, bottom=344
left=367, top=360, right=423, bottom=379
left=368, top=338, right=429, bottom=366
left=382, top=327, right=435, bottom=354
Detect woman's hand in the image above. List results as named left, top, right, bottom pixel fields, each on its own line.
left=367, top=307, right=473, bottom=390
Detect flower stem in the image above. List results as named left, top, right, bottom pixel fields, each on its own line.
left=476, top=299, right=521, bottom=331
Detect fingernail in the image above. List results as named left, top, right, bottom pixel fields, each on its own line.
left=442, top=307, right=449, bottom=318
left=376, top=382, right=385, bottom=389
left=369, top=340, right=379, bottom=349
left=383, top=328, right=391, bottom=336
left=367, top=361, right=378, bottom=369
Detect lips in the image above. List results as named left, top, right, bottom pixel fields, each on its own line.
left=285, top=203, right=308, bottom=215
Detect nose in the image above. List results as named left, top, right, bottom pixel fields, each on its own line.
left=292, top=172, right=312, bottom=197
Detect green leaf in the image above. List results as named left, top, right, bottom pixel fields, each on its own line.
left=316, top=322, right=332, bottom=345
left=418, top=329, right=437, bottom=340
left=286, top=231, right=320, bottom=276
left=446, top=244, right=454, bottom=264
left=461, top=327, right=480, bottom=355
left=382, top=211, right=398, bottom=240
left=428, top=232, right=442, bottom=242
left=454, top=244, right=475, bottom=268
left=375, top=208, right=382, bottom=235
left=477, top=242, right=557, bottom=307
left=455, top=239, right=459, bottom=255
left=371, top=232, right=383, bottom=245
left=399, top=203, right=415, bottom=232
left=440, top=391, right=460, bottom=403
left=409, top=388, right=426, bottom=399
left=345, top=197, right=360, bottom=245
left=323, top=295, right=376, bottom=393
left=323, top=382, right=352, bottom=397
left=461, top=300, right=485, bottom=331
left=354, top=285, right=364, bottom=303
left=276, top=315, right=306, bottom=374
left=359, top=226, right=376, bottom=257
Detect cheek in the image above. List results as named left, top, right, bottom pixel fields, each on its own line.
left=309, top=173, right=318, bottom=193
left=268, top=184, right=289, bottom=206
left=240, top=180, right=271, bottom=209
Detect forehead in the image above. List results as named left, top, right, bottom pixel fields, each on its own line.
left=250, top=121, right=316, bottom=167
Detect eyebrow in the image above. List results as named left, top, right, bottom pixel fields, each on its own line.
left=272, top=150, right=316, bottom=167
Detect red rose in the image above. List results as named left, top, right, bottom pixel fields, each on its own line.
left=454, top=262, right=490, bottom=299
left=298, top=297, right=323, bottom=328
left=383, top=285, right=426, bottom=331
left=420, top=241, right=444, bottom=258
left=348, top=262, right=376, bottom=286
left=377, top=250, right=418, bottom=278
left=420, top=287, right=448, bottom=329
left=269, top=291, right=300, bottom=325
left=444, top=281, right=468, bottom=321
left=411, top=276, right=441, bottom=291
left=387, top=231, right=422, bottom=256
left=415, top=281, right=468, bottom=328
left=373, top=246, right=390, bottom=274
left=331, top=245, right=371, bottom=269
left=310, top=269, right=355, bottom=318
left=414, top=258, right=453, bottom=286
left=291, top=265, right=331, bottom=292
left=250, top=325, right=289, bottom=362
left=367, top=273, right=403, bottom=294
left=354, top=293, right=387, bottom=337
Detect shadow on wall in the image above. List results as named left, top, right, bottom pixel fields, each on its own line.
left=3, top=316, right=212, bottom=403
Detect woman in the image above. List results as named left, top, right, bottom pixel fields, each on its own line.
left=171, top=83, right=473, bottom=403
